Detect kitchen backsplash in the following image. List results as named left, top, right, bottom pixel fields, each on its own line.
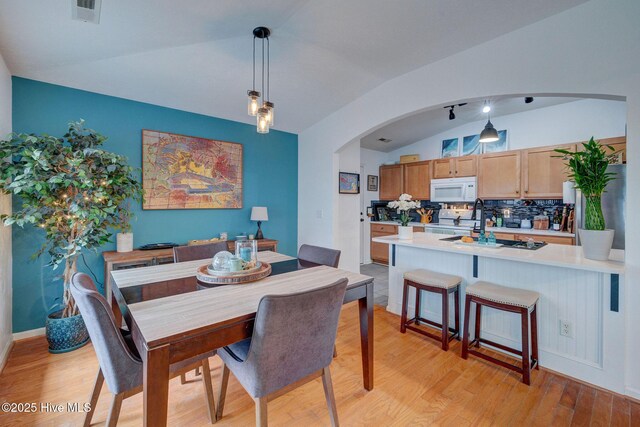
left=483, top=199, right=567, bottom=226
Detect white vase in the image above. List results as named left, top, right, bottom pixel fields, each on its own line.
left=398, top=226, right=413, bottom=240
left=116, top=232, right=134, bottom=253
left=579, top=229, right=614, bottom=261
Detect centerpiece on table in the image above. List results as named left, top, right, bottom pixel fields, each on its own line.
left=388, top=193, right=421, bottom=240
left=555, top=137, right=618, bottom=260
left=0, top=121, right=142, bottom=353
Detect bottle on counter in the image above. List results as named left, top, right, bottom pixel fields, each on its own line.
left=478, top=230, right=487, bottom=245
left=488, top=231, right=497, bottom=245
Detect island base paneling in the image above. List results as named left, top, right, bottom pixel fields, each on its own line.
left=385, top=244, right=624, bottom=394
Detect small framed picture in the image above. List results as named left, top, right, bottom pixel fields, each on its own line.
left=441, top=138, right=459, bottom=158
left=339, top=172, right=360, bottom=194
left=367, top=175, right=378, bottom=191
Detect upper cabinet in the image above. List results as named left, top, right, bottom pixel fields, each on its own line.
left=432, top=156, right=477, bottom=179
left=478, top=151, right=521, bottom=199
left=521, top=144, right=575, bottom=199
left=379, top=164, right=404, bottom=200
left=403, top=161, right=431, bottom=200
left=578, top=136, right=626, bottom=164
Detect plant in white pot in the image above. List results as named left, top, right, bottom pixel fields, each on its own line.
left=388, top=194, right=421, bottom=240
left=0, top=121, right=142, bottom=353
left=555, top=137, right=617, bottom=260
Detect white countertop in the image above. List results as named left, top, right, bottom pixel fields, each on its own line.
left=486, top=226, right=575, bottom=238
left=372, top=232, right=624, bottom=274
left=373, top=221, right=426, bottom=227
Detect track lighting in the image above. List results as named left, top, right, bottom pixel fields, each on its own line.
left=443, top=103, right=467, bottom=120
left=449, top=106, right=455, bottom=120
left=525, top=96, right=534, bottom=104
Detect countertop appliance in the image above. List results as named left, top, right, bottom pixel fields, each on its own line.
left=575, top=164, right=626, bottom=249
left=424, top=208, right=479, bottom=236
left=430, top=177, right=477, bottom=202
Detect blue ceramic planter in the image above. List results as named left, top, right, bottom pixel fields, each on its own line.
left=45, top=310, right=90, bottom=354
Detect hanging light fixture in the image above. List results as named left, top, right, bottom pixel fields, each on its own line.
left=479, top=114, right=499, bottom=143
left=247, top=26, right=274, bottom=133
left=482, top=100, right=491, bottom=113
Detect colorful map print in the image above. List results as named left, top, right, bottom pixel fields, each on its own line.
left=142, top=130, right=243, bottom=209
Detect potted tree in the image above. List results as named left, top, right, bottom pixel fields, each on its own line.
left=0, top=121, right=142, bottom=353
left=555, top=137, right=617, bottom=260
left=388, top=193, right=421, bottom=240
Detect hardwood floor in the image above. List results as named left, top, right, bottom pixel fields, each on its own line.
left=1, top=304, right=637, bottom=426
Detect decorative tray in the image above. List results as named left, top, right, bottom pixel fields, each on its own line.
left=206, top=261, right=263, bottom=276
left=196, top=262, right=272, bottom=285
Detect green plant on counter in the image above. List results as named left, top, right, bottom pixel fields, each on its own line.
left=555, top=137, right=617, bottom=231
left=0, top=121, right=143, bottom=317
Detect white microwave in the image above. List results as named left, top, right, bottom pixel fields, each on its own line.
left=430, top=177, right=477, bottom=202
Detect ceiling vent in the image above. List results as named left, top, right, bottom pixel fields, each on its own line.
left=72, top=0, right=102, bottom=24
left=378, top=137, right=392, bottom=143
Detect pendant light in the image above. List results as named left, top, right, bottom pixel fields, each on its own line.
left=247, top=26, right=274, bottom=133
left=479, top=114, right=499, bottom=143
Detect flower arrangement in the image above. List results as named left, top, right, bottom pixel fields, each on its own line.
left=387, top=194, right=421, bottom=227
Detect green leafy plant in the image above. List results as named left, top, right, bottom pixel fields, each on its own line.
left=555, top=137, right=617, bottom=230
left=0, top=121, right=142, bottom=317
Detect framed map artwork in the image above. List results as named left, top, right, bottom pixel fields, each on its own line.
left=142, top=130, right=243, bottom=209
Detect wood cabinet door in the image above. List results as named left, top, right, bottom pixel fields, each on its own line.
left=432, top=159, right=453, bottom=179
left=522, top=144, right=575, bottom=199
left=454, top=156, right=477, bottom=177
left=599, top=136, right=626, bottom=164
left=403, top=161, right=430, bottom=200
left=379, top=165, right=403, bottom=200
left=478, top=151, right=521, bottom=199
left=515, top=234, right=574, bottom=245
left=370, top=231, right=391, bottom=264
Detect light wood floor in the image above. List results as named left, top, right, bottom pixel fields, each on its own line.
left=1, top=304, right=638, bottom=426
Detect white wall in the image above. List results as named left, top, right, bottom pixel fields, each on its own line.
left=361, top=148, right=388, bottom=263
left=0, top=52, right=12, bottom=371
left=387, top=99, right=627, bottom=161
left=334, top=139, right=361, bottom=272
left=298, top=0, right=640, bottom=397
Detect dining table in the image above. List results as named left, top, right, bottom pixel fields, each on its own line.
left=110, top=250, right=375, bottom=426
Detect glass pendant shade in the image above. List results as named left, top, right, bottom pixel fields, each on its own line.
left=247, top=90, right=260, bottom=116
left=479, top=119, right=499, bottom=143
left=264, top=101, right=274, bottom=126
left=257, top=107, right=270, bottom=133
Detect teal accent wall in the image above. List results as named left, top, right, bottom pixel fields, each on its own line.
left=11, top=77, right=298, bottom=333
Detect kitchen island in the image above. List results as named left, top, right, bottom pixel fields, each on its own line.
left=373, top=232, right=625, bottom=393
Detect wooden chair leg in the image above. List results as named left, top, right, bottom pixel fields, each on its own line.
left=414, top=286, right=421, bottom=325
left=531, top=304, right=539, bottom=370
left=255, top=396, right=268, bottom=427
left=441, top=289, right=449, bottom=351
left=83, top=369, right=104, bottom=427
left=216, top=363, right=230, bottom=421
left=400, top=280, right=409, bottom=333
left=521, top=308, right=531, bottom=385
left=474, top=303, right=482, bottom=347
left=454, top=287, right=460, bottom=340
left=196, top=366, right=202, bottom=376
left=461, top=295, right=472, bottom=359
left=181, top=373, right=187, bottom=384
left=200, top=358, right=216, bottom=424
left=322, top=367, right=340, bottom=427
left=106, top=393, right=123, bottom=427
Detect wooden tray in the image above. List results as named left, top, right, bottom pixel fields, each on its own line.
left=196, top=262, right=272, bottom=286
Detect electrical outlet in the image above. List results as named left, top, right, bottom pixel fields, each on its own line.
left=559, top=320, right=573, bottom=338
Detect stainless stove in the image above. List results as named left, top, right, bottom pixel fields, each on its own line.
left=424, top=208, right=479, bottom=236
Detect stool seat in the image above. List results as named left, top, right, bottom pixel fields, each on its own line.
left=466, top=281, right=539, bottom=309
left=403, top=269, right=462, bottom=289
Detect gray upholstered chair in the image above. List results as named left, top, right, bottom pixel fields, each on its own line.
left=173, top=241, right=229, bottom=262
left=297, top=244, right=341, bottom=268
left=216, top=278, right=348, bottom=427
left=71, top=273, right=217, bottom=426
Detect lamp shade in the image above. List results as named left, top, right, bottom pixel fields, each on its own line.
left=251, top=206, right=269, bottom=221
left=479, top=119, right=499, bottom=143
left=563, top=181, right=576, bottom=204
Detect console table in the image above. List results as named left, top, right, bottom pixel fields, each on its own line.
left=103, top=239, right=278, bottom=303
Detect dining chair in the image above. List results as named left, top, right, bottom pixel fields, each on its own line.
left=70, top=273, right=217, bottom=426
left=216, top=278, right=348, bottom=427
left=297, top=244, right=341, bottom=268
left=173, top=241, right=229, bottom=262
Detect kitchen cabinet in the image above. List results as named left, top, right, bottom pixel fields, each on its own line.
left=403, top=161, right=431, bottom=200
left=514, top=234, right=574, bottom=245
left=591, top=136, right=626, bottom=164
left=522, top=144, right=575, bottom=199
left=379, top=164, right=403, bottom=200
left=371, top=223, right=397, bottom=264
left=478, top=151, right=521, bottom=199
left=432, top=156, right=477, bottom=179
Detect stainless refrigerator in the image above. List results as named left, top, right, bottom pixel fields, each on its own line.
left=575, top=164, right=626, bottom=249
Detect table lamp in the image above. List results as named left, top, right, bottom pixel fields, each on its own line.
left=250, top=206, right=268, bottom=240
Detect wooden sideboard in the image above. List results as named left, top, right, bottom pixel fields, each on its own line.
left=102, top=238, right=278, bottom=302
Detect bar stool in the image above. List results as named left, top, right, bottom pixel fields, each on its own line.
left=461, top=281, right=540, bottom=385
left=400, top=269, right=462, bottom=351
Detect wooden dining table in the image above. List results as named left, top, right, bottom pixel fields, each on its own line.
left=110, top=251, right=375, bottom=426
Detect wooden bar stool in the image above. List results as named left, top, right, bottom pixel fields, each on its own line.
left=400, top=269, right=462, bottom=351
left=461, top=281, right=540, bottom=385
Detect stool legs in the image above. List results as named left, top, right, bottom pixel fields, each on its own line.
left=531, top=305, right=539, bottom=371
left=454, top=289, right=460, bottom=340
left=474, top=304, right=482, bottom=347
left=441, top=289, right=449, bottom=351
left=400, top=279, right=409, bottom=333
left=521, top=307, right=531, bottom=385
left=415, top=289, right=422, bottom=326
left=461, top=294, right=472, bottom=360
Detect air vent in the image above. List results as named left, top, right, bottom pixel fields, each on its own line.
left=377, top=137, right=392, bottom=143
left=72, top=0, right=102, bottom=24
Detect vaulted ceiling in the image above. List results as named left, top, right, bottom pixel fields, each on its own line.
left=0, top=0, right=588, bottom=133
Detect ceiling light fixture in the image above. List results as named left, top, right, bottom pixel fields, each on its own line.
left=479, top=113, right=499, bottom=143
left=525, top=96, right=534, bottom=104
left=449, top=106, right=456, bottom=120
left=443, top=103, right=467, bottom=120
left=247, top=26, right=274, bottom=133
left=482, top=100, right=491, bottom=113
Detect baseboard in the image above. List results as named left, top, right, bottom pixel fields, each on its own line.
left=625, top=386, right=640, bottom=402
left=13, top=327, right=45, bottom=341
left=0, top=338, right=13, bottom=374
